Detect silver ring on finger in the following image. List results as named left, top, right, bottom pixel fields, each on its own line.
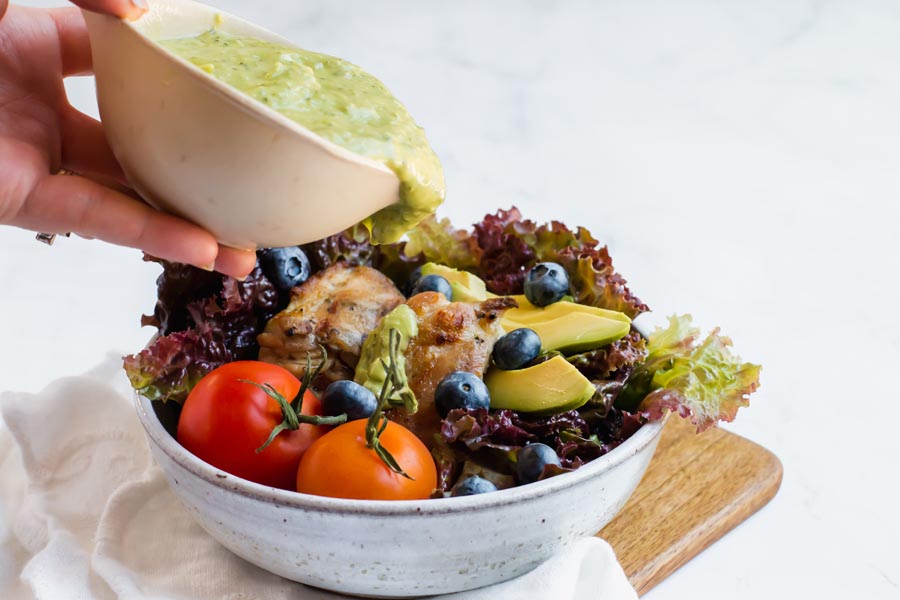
left=36, top=169, right=77, bottom=245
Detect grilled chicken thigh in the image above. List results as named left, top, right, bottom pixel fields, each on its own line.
left=258, top=263, right=405, bottom=383
left=389, top=292, right=517, bottom=446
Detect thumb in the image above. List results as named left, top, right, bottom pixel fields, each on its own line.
left=68, top=0, right=147, bottom=20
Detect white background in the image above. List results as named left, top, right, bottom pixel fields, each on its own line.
left=2, top=1, right=899, bottom=598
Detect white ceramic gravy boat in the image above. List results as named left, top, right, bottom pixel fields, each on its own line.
left=83, top=0, right=401, bottom=250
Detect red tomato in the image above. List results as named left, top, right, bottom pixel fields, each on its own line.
left=296, top=419, right=437, bottom=500
left=177, top=361, right=326, bottom=490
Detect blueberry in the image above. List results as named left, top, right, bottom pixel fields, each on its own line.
left=524, top=262, right=569, bottom=307
left=451, top=476, right=498, bottom=497
left=434, top=371, right=491, bottom=417
left=516, top=443, right=561, bottom=485
left=410, top=274, right=452, bottom=301
left=403, top=266, right=424, bottom=296
left=258, top=247, right=311, bottom=292
left=492, top=328, right=542, bottom=370
left=321, top=380, right=378, bottom=421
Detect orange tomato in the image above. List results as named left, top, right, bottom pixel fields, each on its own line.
left=296, top=419, right=437, bottom=500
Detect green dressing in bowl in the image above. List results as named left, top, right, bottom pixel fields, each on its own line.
left=160, top=30, right=444, bottom=243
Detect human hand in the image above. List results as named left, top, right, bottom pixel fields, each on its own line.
left=0, top=0, right=257, bottom=278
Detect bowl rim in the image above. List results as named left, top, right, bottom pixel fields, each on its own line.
left=135, top=391, right=667, bottom=515
left=110, top=0, right=396, bottom=179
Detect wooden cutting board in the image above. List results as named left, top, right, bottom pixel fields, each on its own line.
left=598, top=417, right=783, bottom=596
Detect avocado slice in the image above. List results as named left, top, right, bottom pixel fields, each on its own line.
left=501, top=296, right=631, bottom=354
left=420, top=263, right=495, bottom=302
left=485, top=356, right=596, bottom=415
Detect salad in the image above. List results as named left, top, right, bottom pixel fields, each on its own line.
left=124, top=208, right=761, bottom=500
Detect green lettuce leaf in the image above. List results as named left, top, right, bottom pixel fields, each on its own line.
left=404, top=215, right=483, bottom=271
left=617, top=315, right=761, bottom=431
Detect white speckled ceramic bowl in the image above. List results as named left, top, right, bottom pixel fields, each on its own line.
left=136, top=394, right=665, bottom=597
left=83, top=0, right=400, bottom=249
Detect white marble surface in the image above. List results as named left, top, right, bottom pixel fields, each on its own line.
left=2, top=0, right=899, bottom=598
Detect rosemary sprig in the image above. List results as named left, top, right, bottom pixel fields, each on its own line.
left=365, top=328, right=414, bottom=479
left=242, top=347, right=346, bottom=453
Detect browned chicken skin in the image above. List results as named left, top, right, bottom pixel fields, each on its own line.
left=258, top=264, right=405, bottom=383
left=389, top=293, right=517, bottom=447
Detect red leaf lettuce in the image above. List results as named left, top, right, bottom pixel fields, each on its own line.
left=434, top=406, right=643, bottom=492
left=123, top=259, right=280, bottom=403
left=122, top=326, right=231, bottom=403
left=381, top=207, right=648, bottom=317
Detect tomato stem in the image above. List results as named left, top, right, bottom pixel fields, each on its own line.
left=365, top=328, right=414, bottom=479
left=240, top=347, right=347, bottom=454
left=291, top=348, right=323, bottom=412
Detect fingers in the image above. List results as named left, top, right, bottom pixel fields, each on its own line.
left=1, top=0, right=8, bottom=21
left=49, top=8, right=93, bottom=76
left=14, top=173, right=257, bottom=278
left=68, top=0, right=146, bottom=21
left=59, top=107, right=126, bottom=183
left=55, top=1, right=150, bottom=76
left=213, top=246, right=258, bottom=280
left=14, top=173, right=228, bottom=272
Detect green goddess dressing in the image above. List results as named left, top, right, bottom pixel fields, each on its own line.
left=159, top=30, right=445, bottom=244
left=353, top=304, right=418, bottom=405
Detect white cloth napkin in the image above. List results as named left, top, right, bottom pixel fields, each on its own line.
left=0, top=356, right=638, bottom=600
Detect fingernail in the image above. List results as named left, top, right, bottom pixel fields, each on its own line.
left=132, top=0, right=149, bottom=11
left=199, top=262, right=215, bottom=272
